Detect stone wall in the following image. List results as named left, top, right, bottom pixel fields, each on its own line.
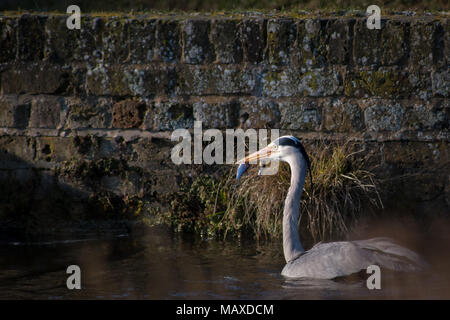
left=0, top=12, right=448, bottom=232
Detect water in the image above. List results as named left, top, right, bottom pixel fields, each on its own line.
left=1, top=222, right=449, bottom=300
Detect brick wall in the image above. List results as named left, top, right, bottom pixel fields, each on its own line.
left=0, top=13, right=448, bottom=229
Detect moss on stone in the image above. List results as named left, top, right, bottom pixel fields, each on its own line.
left=345, top=70, right=412, bottom=98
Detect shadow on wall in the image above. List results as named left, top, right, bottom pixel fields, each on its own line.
left=0, top=151, right=144, bottom=240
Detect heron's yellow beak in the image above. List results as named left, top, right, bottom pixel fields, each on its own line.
left=237, top=146, right=275, bottom=164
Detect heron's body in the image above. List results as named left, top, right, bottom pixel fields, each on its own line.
left=237, top=135, right=428, bottom=279
left=282, top=238, right=426, bottom=279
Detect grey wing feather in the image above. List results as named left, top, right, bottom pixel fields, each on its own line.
left=282, top=238, right=428, bottom=279
left=352, top=237, right=429, bottom=271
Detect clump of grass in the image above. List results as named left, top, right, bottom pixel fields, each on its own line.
left=220, top=140, right=383, bottom=243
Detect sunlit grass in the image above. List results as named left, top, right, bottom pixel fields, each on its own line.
left=218, top=140, right=383, bottom=243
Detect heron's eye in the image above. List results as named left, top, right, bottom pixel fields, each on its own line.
left=272, top=144, right=278, bottom=150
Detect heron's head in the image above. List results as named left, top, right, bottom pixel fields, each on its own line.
left=236, top=136, right=311, bottom=181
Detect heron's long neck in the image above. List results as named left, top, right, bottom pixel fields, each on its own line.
left=283, top=154, right=306, bottom=263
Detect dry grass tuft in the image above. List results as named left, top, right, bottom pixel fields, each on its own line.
left=219, top=140, right=383, bottom=243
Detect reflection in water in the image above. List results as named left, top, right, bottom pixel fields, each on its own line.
left=0, top=218, right=449, bottom=300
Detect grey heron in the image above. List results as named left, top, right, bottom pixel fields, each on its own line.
left=237, top=135, right=428, bottom=279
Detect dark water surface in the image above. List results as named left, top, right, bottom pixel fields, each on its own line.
left=1, top=221, right=449, bottom=300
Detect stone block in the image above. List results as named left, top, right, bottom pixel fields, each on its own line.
left=279, top=99, right=321, bottom=131
left=193, top=99, right=239, bottom=128
left=239, top=98, right=280, bottom=129
left=262, top=67, right=342, bottom=98
left=0, top=136, right=35, bottom=167
left=112, top=99, right=147, bottom=128
left=17, top=14, right=46, bottom=61
left=322, top=98, right=364, bottom=132
left=182, top=19, right=215, bottom=64
left=1, top=64, right=70, bottom=94
left=297, top=19, right=328, bottom=68
left=86, top=64, right=173, bottom=97
left=129, top=18, right=157, bottom=63
left=0, top=17, right=17, bottom=63
left=176, top=65, right=255, bottom=96
left=155, top=19, right=181, bottom=62
left=326, top=19, right=354, bottom=65
left=0, top=95, right=31, bottom=128
left=267, top=18, right=296, bottom=65
left=410, top=20, right=436, bottom=68
left=211, top=19, right=243, bottom=64
left=64, top=96, right=113, bottom=129
left=353, top=18, right=382, bottom=66
left=362, top=99, right=405, bottom=132
left=143, top=100, right=194, bottom=131
left=44, top=16, right=81, bottom=63
left=29, top=95, right=64, bottom=129
left=345, top=69, right=412, bottom=99
left=240, top=19, right=266, bottom=64
left=102, top=17, right=130, bottom=63
left=381, top=20, right=408, bottom=65
left=432, top=70, right=449, bottom=97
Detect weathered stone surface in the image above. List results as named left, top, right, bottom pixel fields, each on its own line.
left=35, top=137, right=79, bottom=164
left=444, top=19, right=450, bottom=66
left=323, top=98, right=364, bottom=132
left=17, top=15, right=46, bottom=61
left=0, top=17, right=17, bottom=63
left=353, top=19, right=382, bottom=66
left=0, top=95, right=31, bottom=128
left=382, top=141, right=448, bottom=168
left=129, top=18, right=157, bottom=63
left=432, top=70, right=449, bottom=97
left=262, top=67, right=342, bottom=98
left=86, top=64, right=173, bottom=96
left=405, top=100, right=449, bottom=131
left=345, top=69, right=412, bottom=98
left=29, top=95, right=65, bottom=129
left=102, top=18, right=130, bottom=63
left=211, top=19, right=243, bottom=64
left=44, top=16, right=81, bottom=63
left=267, top=19, right=296, bottom=65
left=73, top=16, right=104, bottom=63
left=143, top=100, right=194, bottom=131
left=1, top=64, right=70, bottom=94
left=279, top=99, right=321, bottom=131
left=326, top=19, right=354, bottom=65
left=408, top=70, right=432, bottom=100
left=239, top=98, right=280, bottom=129
left=362, top=99, right=405, bottom=132
left=177, top=65, right=256, bottom=96
left=410, top=20, right=436, bottom=68
left=155, top=19, right=181, bottom=62
left=0, top=13, right=449, bottom=229
left=127, top=137, right=178, bottom=168
left=64, top=96, right=113, bottom=129
left=297, top=19, right=328, bottom=68
left=300, top=69, right=343, bottom=97
left=0, top=136, right=35, bottom=168
left=112, top=99, right=147, bottom=128
left=240, top=19, right=266, bottom=64
left=381, top=20, right=408, bottom=65
left=193, top=99, right=239, bottom=128
left=182, top=19, right=215, bottom=64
